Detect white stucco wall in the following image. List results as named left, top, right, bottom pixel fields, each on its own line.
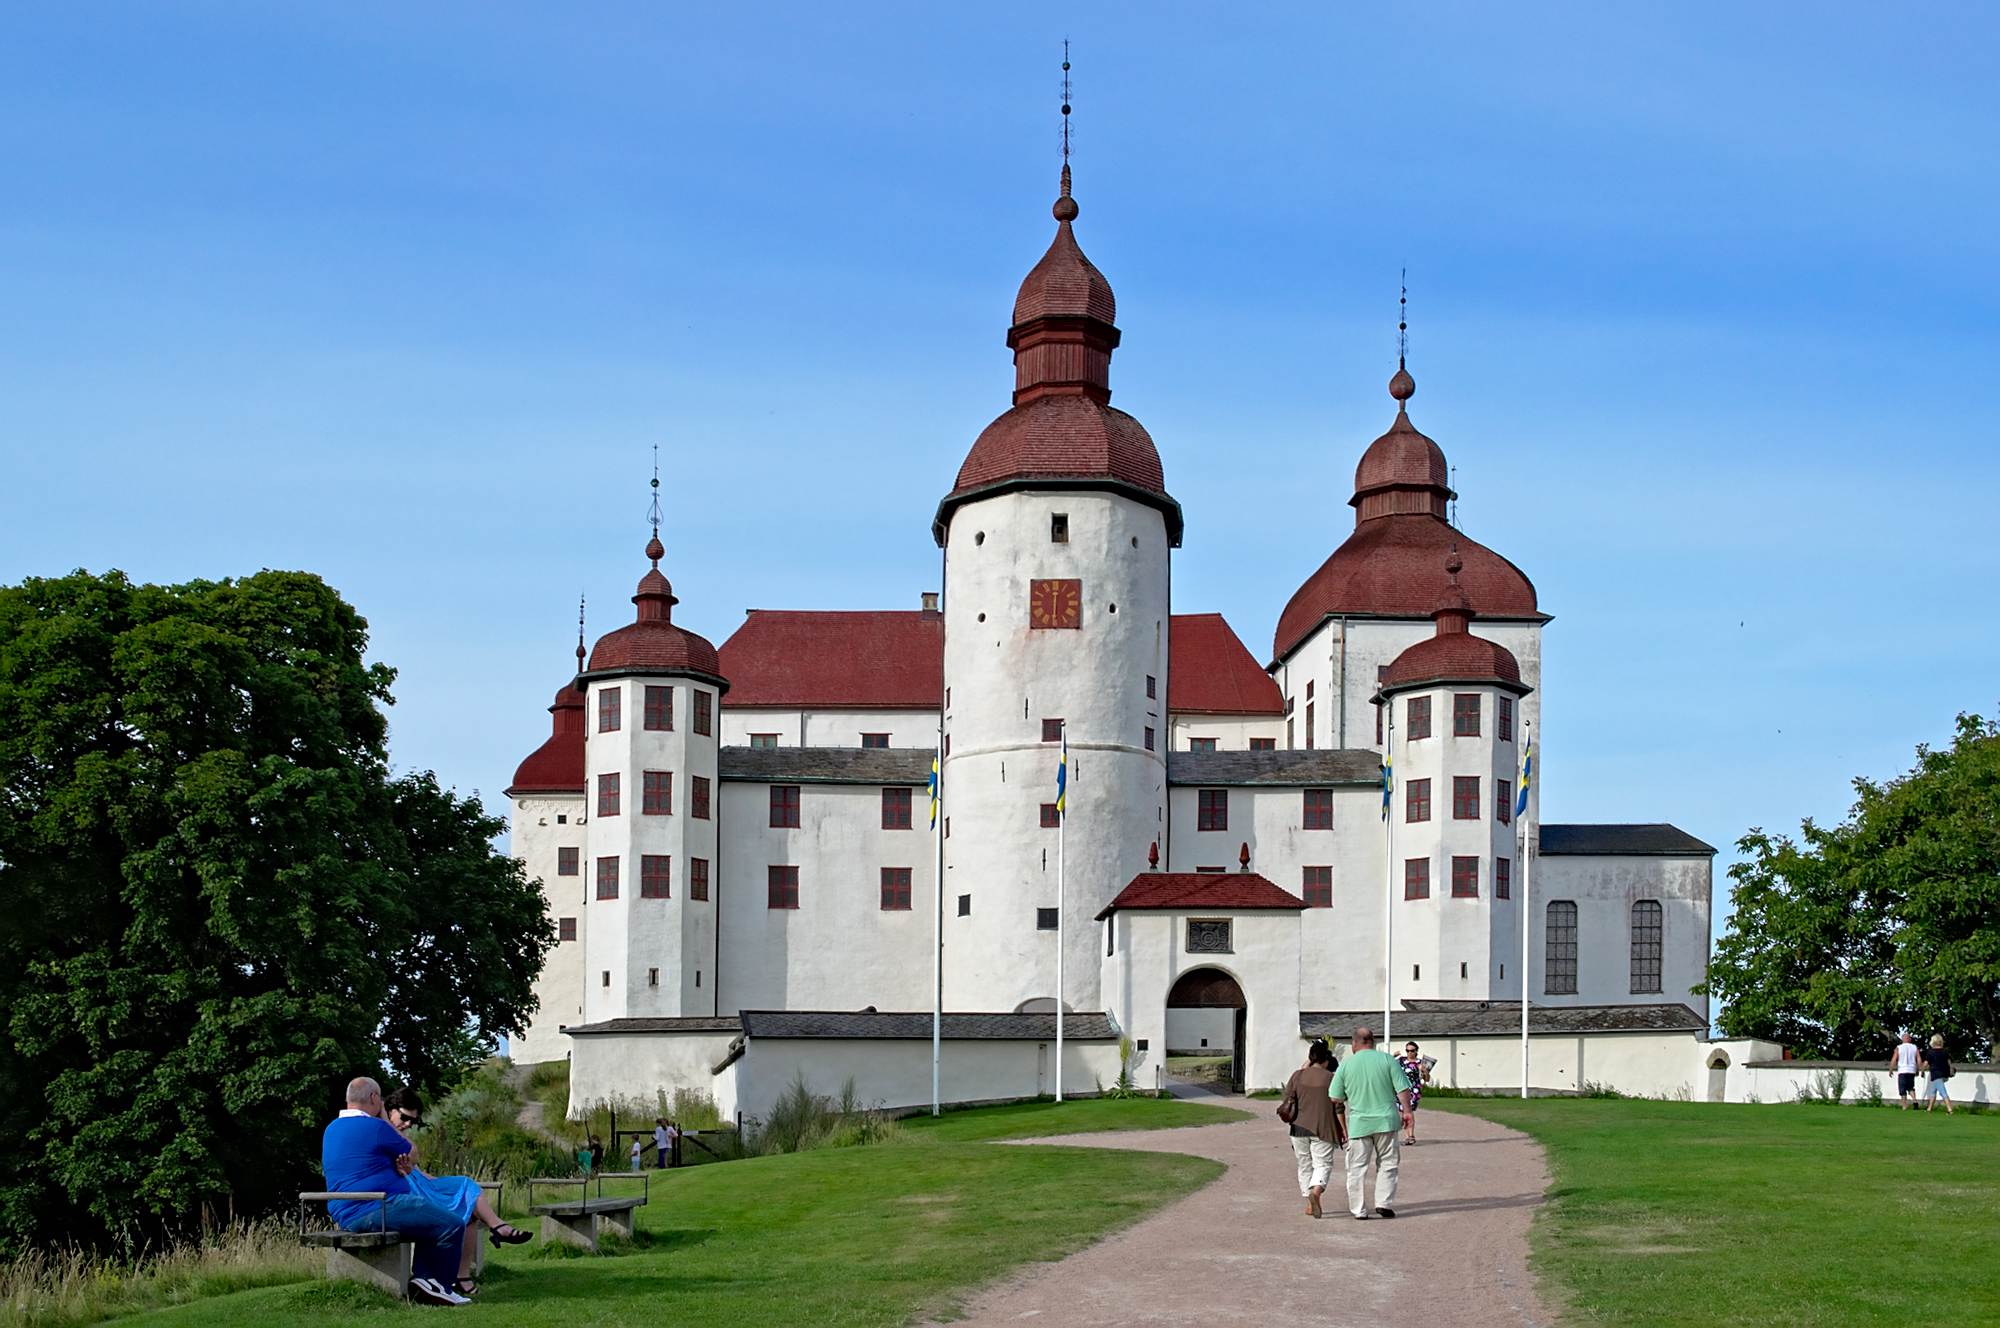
left=566, top=1030, right=741, bottom=1121
left=940, top=489, right=1171, bottom=1013
left=720, top=708, right=940, bottom=749
left=716, top=780, right=935, bottom=1014
left=1732, top=1059, right=2000, bottom=1107
left=725, top=1036, right=1122, bottom=1123
left=1164, top=1007, right=1236, bottom=1053
left=1167, top=714, right=1284, bottom=752
left=509, top=792, right=588, bottom=1064
left=1531, top=853, right=1711, bottom=1019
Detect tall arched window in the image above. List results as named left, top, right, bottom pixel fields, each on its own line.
left=1630, top=900, right=1663, bottom=994
left=1545, top=900, right=1578, bottom=994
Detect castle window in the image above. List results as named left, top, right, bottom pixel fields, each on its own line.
left=1631, top=900, right=1664, bottom=994
left=1498, top=695, right=1515, bottom=743
left=861, top=732, right=889, bottom=749
left=749, top=733, right=778, bottom=749
left=770, top=784, right=801, bottom=828
left=602, top=971, right=610, bottom=988
left=1187, top=919, right=1232, bottom=954
left=693, top=690, right=712, bottom=736
left=598, top=686, right=621, bottom=733
left=1495, top=857, right=1511, bottom=900
left=1249, top=737, right=1276, bottom=751
left=1144, top=726, right=1155, bottom=752
left=1042, top=718, right=1064, bottom=742
left=1036, top=907, right=1059, bottom=930
left=1405, top=778, right=1430, bottom=824
left=690, top=857, right=709, bottom=901
left=558, top=847, right=579, bottom=877
left=1302, top=865, right=1333, bottom=908
left=1305, top=702, right=1315, bottom=749
left=1051, top=512, right=1069, bottom=543
left=1197, top=788, right=1228, bottom=832
left=1451, top=855, right=1479, bottom=898
left=643, top=770, right=673, bottom=816
left=1546, top=900, right=1579, bottom=994
left=881, top=787, right=913, bottom=830
left=1195, top=866, right=1226, bottom=873
left=648, top=968, right=659, bottom=988
left=767, top=865, right=800, bottom=910
left=641, top=854, right=671, bottom=899
left=1189, top=737, right=1217, bottom=752
left=1407, top=695, right=1432, bottom=739
left=596, top=856, right=620, bottom=900
left=957, top=893, right=970, bottom=916
left=558, top=917, right=576, bottom=942
left=1454, top=693, right=1481, bottom=737
left=1145, top=674, right=1156, bottom=699
left=1496, top=779, right=1512, bottom=825
left=691, top=775, right=710, bottom=820
left=1404, top=857, right=1430, bottom=900
left=881, top=867, right=912, bottom=911
left=1303, top=788, right=1333, bottom=830
left=1452, top=776, right=1480, bottom=820
left=644, top=684, right=672, bottom=731
left=1040, top=803, right=1060, bottom=829
left=596, top=772, right=620, bottom=818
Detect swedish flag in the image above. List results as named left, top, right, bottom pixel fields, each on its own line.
left=1515, top=738, right=1534, bottom=818
left=1380, top=743, right=1393, bottom=822
left=928, top=751, right=941, bottom=831
left=1055, top=726, right=1068, bottom=816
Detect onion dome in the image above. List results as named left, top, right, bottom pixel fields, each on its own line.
left=506, top=680, right=586, bottom=796
left=1378, top=552, right=1530, bottom=696
left=934, top=166, right=1181, bottom=546
left=1271, top=363, right=1540, bottom=664
left=584, top=535, right=728, bottom=688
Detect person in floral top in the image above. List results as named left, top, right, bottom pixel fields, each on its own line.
left=1398, top=1042, right=1430, bottom=1144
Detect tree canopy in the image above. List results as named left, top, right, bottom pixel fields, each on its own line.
left=1706, top=714, right=2000, bottom=1061
left=0, top=569, right=553, bottom=1249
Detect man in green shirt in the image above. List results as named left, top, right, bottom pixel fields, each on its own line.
left=1327, top=1025, right=1414, bottom=1219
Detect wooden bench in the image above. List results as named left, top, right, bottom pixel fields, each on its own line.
left=526, top=1172, right=650, bottom=1252
left=471, top=1181, right=502, bottom=1277
left=297, top=1192, right=412, bottom=1298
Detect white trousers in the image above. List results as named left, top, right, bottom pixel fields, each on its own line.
left=1344, top=1129, right=1401, bottom=1216
left=1290, top=1136, right=1336, bottom=1195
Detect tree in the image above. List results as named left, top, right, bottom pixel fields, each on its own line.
left=0, top=569, right=554, bottom=1250
left=1705, top=714, right=2000, bottom=1061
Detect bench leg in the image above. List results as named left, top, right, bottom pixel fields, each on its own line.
left=324, top=1241, right=413, bottom=1298
left=599, top=1205, right=636, bottom=1240
left=471, top=1234, right=486, bottom=1277
left=540, top=1211, right=601, bottom=1253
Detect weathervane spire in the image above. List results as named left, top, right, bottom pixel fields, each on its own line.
left=1061, top=40, right=1072, bottom=171
left=1388, top=270, right=1417, bottom=409
left=575, top=592, right=587, bottom=676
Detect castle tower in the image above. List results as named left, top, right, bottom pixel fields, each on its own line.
left=932, top=164, right=1182, bottom=1012
left=505, top=671, right=588, bottom=1063
left=578, top=532, right=728, bottom=1022
left=1376, top=552, right=1532, bottom=1001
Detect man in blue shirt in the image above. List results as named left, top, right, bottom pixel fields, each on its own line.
left=321, top=1076, right=470, bottom=1304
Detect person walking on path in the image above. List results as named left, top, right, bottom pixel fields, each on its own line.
left=1922, top=1035, right=1955, bottom=1114
left=1279, top=1042, right=1346, bottom=1218
left=1890, top=1032, right=1921, bottom=1109
left=1329, top=1026, right=1414, bottom=1220
left=1397, top=1041, right=1430, bottom=1145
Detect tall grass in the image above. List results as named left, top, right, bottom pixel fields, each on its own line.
left=416, top=1062, right=577, bottom=1199
left=0, top=1220, right=313, bottom=1327
left=753, top=1075, right=901, bottom=1155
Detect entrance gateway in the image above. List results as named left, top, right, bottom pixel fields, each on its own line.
left=1167, top=968, right=1247, bottom=1094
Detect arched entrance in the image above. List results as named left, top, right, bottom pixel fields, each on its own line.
left=1167, top=968, right=1247, bottom=1094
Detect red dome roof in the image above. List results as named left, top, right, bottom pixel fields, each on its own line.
left=507, top=682, right=585, bottom=796
left=1012, top=193, right=1115, bottom=325
left=1354, top=410, right=1450, bottom=503
left=952, top=392, right=1166, bottom=496
left=583, top=537, right=728, bottom=687
left=1380, top=631, right=1525, bottom=693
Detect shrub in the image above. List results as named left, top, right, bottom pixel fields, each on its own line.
left=1794, top=1068, right=1849, bottom=1105
left=751, top=1074, right=899, bottom=1155
left=1857, top=1074, right=1885, bottom=1106
left=1578, top=1081, right=1625, bottom=1099
left=0, top=1220, right=313, bottom=1327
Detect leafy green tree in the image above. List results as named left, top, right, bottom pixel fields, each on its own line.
left=1706, top=714, right=2000, bottom=1060
left=0, top=569, right=554, bottom=1250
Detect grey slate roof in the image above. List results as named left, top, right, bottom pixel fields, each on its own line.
left=1299, top=1002, right=1707, bottom=1039
left=1168, top=749, right=1382, bottom=787
left=1540, top=824, right=1716, bottom=856
left=719, top=746, right=933, bottom=786
left=563, top=1016, right=743, bottom=1036
left=738, top=1010, right=1118, bottom=1041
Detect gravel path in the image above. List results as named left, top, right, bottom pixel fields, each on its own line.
left=933, top=1095, right=1551, bottom=1327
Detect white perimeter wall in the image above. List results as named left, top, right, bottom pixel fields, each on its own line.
left=566, top=1031, right=741, bottom=1121
left=725, top=1037, right=1122, bottom=1123
left=721, top=708, right=940, bottom=749
left=1165, top=1008, right=1235, bottom=1053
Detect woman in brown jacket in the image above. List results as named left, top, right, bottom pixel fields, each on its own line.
left=1279, top=1041, right=1347, bottom=1218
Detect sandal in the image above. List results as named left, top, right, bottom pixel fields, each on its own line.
left=489, top=1223, right=532, bottom=1246
left=452, top=1279, right=480, bottom=1297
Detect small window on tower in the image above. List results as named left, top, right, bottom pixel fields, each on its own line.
left=957, top=893, right=971, bottom=917
left=558, top=917, right=576, bottom=942
left=598, top=686, right=622, bottom=733
left=861, top=732, right=889, bottom=749
left=558, top=847, right=579, bottom=877
left=1042, top=718, right=1064, bottom=742
left=1051, top=513, right=1069, bottom=543
left=1040, top=803, right=1061, bottom=829
left=693, top=690, right=713, bottom=736
left=1036, top=907, right=1059, bottom=930
left=1144, top=726, right=1156, bottom=751
left=1407, top=695, right=1432, bottom=740
left=648, top=968, right=659, bottom=988
left=1302, top=865, right=1333, bottom=908
left=1145, top=675, right=1156, bottom=700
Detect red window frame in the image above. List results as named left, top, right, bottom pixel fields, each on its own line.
left=640, top=854, right=672, bottom=899
left=558, top=916, right=577, bottom=941
left=644, top=684, right=672, bottom=731
left=1039, top=803, right=1060, bottom=829
left=1454, top=693, right=1481, bottom=737
left=643, top=770, right=673, bottom=816
left=1145, top=675, right=1156, bottom=699
left=1144, top=726, right=1156, bottom=751
left=861, top=732, right=889, bottom=749
left=770, top=784, right=801, bottom=828
left=1452, top=776, right=1480, bottom=820
left=1403, top=858, right=1430, bottom=900
left=596, top=856, right=620, bottom=900
left=1302, top=788, right=1333, bottom=830
left=1406, top=695, right=1432, bottom=740
left=690, top=857, right=709, bottom=901
left=1198, top=788, right=1228, bottom=832
left=596, top=772, right=620, bottom=818
left=1495, top=857, right=1511, bottom=900
left=1305, top=701, right=1315, bottom=749
left=1041, top=718, right=1064, bottom=742
left=767, top=865, right=799, bottom=910
left=1496, top=779, right=1512, bottom=825
left=1451, top=855, right=1480, bottom=898
left=881, top=787, right=912, bottom=830
left=1189, top=737, right=1218, bottom=752
left=557, top=846, right=579, bottom=877
left=1498, top=695, right=1514, bottom=743
left=880, top=867, right=912, bottom=911
left=691, top=774, right=711, bottom=820
left=1405, top=777, right=1430, bottom=824
left=598, top=686, right=621, bottom=733
left=693, top=690, right=712, bottom=736
left=1302, top=865, right=1333, bottom=908
left=1249, top=737, right=1276, bottom=751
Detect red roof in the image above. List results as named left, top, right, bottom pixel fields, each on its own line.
left=718, top=610, right=943, bottom=709
left=1095, top=872, right=1306, bottom=920
left=585, top=545, right=727, bottom=686
left=1380, top=631, right=1525, bottom=693
left=1168, top=614, right=1284, bottom=715
left=507, top=683, right=585, bottom=795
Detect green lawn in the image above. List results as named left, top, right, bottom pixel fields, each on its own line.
left=1432, top=1098, right=2000, bottom=1327
left=113, top=1098, right=1233, bottom=1327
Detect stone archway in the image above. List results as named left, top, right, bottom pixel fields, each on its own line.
left=1167, top=968, right=1248, bottom=1094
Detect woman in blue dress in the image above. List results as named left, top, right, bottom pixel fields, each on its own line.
left=384, top=1086, right=531, bottom=1294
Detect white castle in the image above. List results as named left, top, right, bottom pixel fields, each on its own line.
left=505, top=164, right=1724, bottom=1117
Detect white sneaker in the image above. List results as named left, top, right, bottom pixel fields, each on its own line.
left=409, top=1278, right=471, bottom=1307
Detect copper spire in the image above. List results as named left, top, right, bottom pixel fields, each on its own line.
left=1390, top=271, right=1415, bottom=404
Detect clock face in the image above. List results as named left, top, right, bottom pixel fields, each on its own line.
left=1028, top=578, right=1082, bottom=630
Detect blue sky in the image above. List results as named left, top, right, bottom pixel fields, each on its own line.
left=3, top=4, right=1994, bottom=938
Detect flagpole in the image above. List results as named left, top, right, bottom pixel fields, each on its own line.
left=932, top=739, right=943, bottom=1117
left=1383, top=712, right=1395, bottom=1046
left=1519, top=720, right=1532, bottom=1100
left=1055, top=722, right=1066, bottom=1103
